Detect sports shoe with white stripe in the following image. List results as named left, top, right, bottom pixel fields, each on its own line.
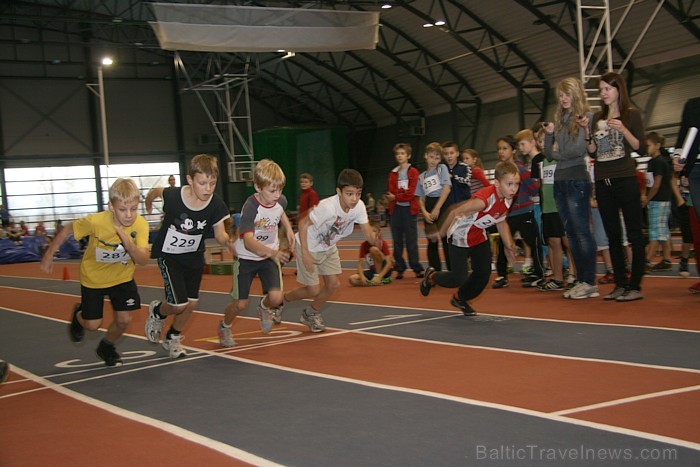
left=145, top=300, right=165, bottom=343
left=162, top=334, right=187, bottom=359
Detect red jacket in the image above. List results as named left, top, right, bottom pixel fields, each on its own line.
left=387, top=164, right=420, bottom=215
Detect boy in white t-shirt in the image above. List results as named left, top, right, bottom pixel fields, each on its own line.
left=284, top=169, right=376, bottom=332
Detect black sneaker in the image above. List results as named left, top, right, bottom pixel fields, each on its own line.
left=420, top=267, right=436, bottom=296
left=521, top=276, right=543, bottom=288
left=415, top=270, right=425, bottom=278
left=450, top=294, right=477, bottom=316
left=96, top=340, right=123, bottom=367
left=395, top=272, right=404, bottom=280
left=492, top=277, right=509, bottom=289
left=69, top=303, right=85, bottom=343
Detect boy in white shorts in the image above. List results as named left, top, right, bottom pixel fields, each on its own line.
left=284, top=169, right=376, bottom=332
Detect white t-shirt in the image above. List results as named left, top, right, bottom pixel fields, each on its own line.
left=297, top=194, right=369, bottom=252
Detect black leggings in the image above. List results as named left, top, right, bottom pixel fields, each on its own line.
left=433, top=241, right=491, bottom=302
left=496, top=211, right=543, bottom=279
left=424, top=196, right=451, bottom=271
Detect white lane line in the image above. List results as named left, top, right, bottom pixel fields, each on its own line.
left=3, top=305, right=700, bottom=452
left=6, top=365, right=282, bottom=467
left=551, top=384, right=700, bottom=416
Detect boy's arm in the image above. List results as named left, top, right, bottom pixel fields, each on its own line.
left=213, top=221, right=236, bottom=256
left=40, top=223, right=74, bottom=273
left=280, top=212, right=296, bottom=251
left=356, top=257, right=368, bottom=285
left=297, top=213, right=316, bottom=273
left=114, top=226, right=150, bottom=266
left=375, top=254, right=393, bottom=282
left=644, top=173, right=663, bottom=207
left=431, top=185, right=451, bottom=217
left=145, top=187, right=165, bottom=214
left=242, top=232, right=289, bottom=263
left=419, top=196, right=432, bottom=222
left=496, top=220, right=518, bottom=265
left=359, top=222, right=377, bottom=244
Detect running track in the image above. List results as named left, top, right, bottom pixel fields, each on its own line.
left=1, top=243, right=700, bottom=466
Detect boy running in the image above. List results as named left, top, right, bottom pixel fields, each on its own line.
left=284, top=169, right=375, bottom=332
left=420, top=162, right=520, bottom=315
left=145, top=154, right=235, bottom=358
left=41, top=178, right=150, bottom=366
left=218, top=160, right=295, bottom=347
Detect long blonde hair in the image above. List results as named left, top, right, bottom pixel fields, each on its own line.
left=555, top=77, right=590, bottom=139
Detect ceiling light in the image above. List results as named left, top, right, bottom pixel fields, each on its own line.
left=434, top=20, right=446, bottom=26
left=101, top=57, right=113, bottom=66
left=381, top=3, right=392, bottom=9
left=423, top=23, right=434, bottom=28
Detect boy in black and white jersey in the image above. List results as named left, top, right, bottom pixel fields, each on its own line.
left=145, top=154, right=235, bottom=358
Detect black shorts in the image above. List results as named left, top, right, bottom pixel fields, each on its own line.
left=157, top=257, right=204, bottom=306
left=80, top=280, right=141, bottom=320
left=231, top=258, right=282, bottom=300
left=362, top=261, right=393, bottom=280
left=542, top=212, right=565, bottom=240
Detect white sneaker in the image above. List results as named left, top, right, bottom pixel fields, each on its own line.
left=162, top=334, right=187, bottom=359
left=218, top=321, right=234, bottom=348
left=257, top=296, right=274, bottom=335
left=145, top=300, right=165, bottom=343
left=271, top=303, right=284, bottom=325
left=568, top=282, right=600, bottom=300
left=300, top=308, right=326, bottom=333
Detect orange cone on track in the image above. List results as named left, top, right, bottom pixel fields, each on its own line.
left=62, top=266, right=70, bottom=281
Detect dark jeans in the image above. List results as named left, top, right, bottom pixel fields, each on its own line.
left=554, top=179, right=596, bottom=285
left=595, top=176, right=647, bottom=291
left=390, top=205, right=423, bottom=273
left=496, top=210, right=543, bottom=279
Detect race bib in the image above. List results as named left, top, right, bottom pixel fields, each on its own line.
left=422, top=174, right=441, bottom=195
left=541, top=163, right=556, bottom=185
left=163, top=229, right=202, bottom=254
left=397, top=179, right=408, bottom=190
left=96, top=245, right=130, bottom=263
left=474, top=214, right=502, bottom=229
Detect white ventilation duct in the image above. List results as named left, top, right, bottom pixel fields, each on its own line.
left=149, top=3, right=380, bottom=52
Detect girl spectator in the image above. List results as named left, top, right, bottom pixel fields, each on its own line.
left=588, top=72, right=647, bottom=301
left=543, top=77, right=598, bottom=299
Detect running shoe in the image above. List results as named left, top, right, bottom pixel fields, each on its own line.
left=300, top=308, right=326, bottom=333
left=616, top=289, right=643, bottom=302
left=162, top=334, right=187, bottom=359
left=679, top=258, right=690, bottom=278
left=257, top=296, right=274, bottom=335
left=271, top=303, right=284, bottom=325
left=69, top=303, right=84, bottom=343
left=420, top=267, right=436, bottom=296
left=568, top=282, right=599, bottom=300
left=650, top=260, right=672, bottom=271
left=537, top=279, right=564, bottom=291
left=604, top=286, right=626, bottom=301
left=450, top=294, right=477, bottom=316
left=218, top=320, right=235, bottom=348
left=492, top=277, right=508, bottom=289
left=689, top=282, right=700, bottom=294
left=96, top=340, right=123, bottom=367
left=145, top=300, right=165, bottom=343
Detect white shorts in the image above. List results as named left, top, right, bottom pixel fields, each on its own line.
left=295, top=243, right=342, bottom=286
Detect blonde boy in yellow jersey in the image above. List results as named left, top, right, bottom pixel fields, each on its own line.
left=41, top=178, right=150, bottom=366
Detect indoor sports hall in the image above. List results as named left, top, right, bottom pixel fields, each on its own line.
left=2, top=1, right=700, bottom=465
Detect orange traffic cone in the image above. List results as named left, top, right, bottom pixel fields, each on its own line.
left=62, top=266, right=70, bottom=281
